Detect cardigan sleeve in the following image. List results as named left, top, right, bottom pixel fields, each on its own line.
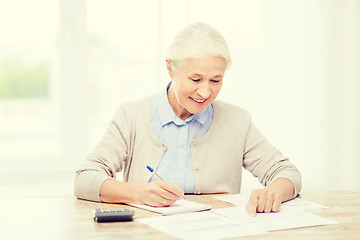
left=242, top=121, right=302, bottom=198
left=74, top=106, right=131, bottom=202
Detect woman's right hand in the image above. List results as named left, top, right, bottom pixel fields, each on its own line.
left=99, top=178, right=184, bottom=206
left=138, top=180, right=184, bottom=206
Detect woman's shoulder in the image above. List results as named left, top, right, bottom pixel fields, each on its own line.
left=113, top=95, right=156, bottom=119
left=122, top=95, right=155, bottom=109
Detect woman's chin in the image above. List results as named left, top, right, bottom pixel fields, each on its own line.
left=187, top=106, right=207, bottom=115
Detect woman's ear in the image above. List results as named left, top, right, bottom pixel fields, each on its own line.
left=166, top=59, right=174, bottom=79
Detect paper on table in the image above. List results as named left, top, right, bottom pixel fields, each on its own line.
left=137, top=210, right=267, bottom=240
left=137, top=194, right=338, bottom=239
left=281, top=197, right=329, bottom=210
left=128, top=199, right=211, bottom=215
left=214, top=193, right=329, bottom=211
left=213, top=193, right=249, bottom=207
left=211, top=206, right=339, bottom=232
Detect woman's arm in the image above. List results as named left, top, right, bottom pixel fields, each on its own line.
left=75, top=104, right=181, bottom=205
left=242, top=120, right=301, bottom=216
left=245, top=178, right=295, bottom=216
left=99, top=178, right=184, bottom=206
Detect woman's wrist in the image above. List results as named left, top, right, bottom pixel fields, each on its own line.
left=266, top=178, right=295, bottom=202
left=99, top=178, right=140, bottom=203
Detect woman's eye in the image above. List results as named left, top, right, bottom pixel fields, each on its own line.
left=211, top=79, right=221, bottom=83
left=191, top=78, right=201, bottom=82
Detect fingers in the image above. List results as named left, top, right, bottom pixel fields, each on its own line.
left=140, top=180, right=184, bottom=207
left=263, top=192, right=274, bottom=213
left=246, top=191, right=258, bottom=217
left=149, top=193, right=175, bottom=207
left=155, top=180, right=185, bottom=200
left=272, top=194, right=281, bottom=212
left=246, top=189, right=282, bottom=217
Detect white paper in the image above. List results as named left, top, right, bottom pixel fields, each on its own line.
left=214, top=193, right=329, bottom=211
left=281, top=197, right=329, bottom=210
left=137, top=211, right=267, bottom=240
left=128, top=199, right=211, bottom=215
left=137, top=195, right=338, bottom=239
left=213, top=193, right=250, bottom=207
left=211, top=206, right=338, bottom=231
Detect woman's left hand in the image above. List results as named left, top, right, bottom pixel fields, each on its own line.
left=245, top=178, right=295, bottom=217
left=245, top=187, right=282, bottom=217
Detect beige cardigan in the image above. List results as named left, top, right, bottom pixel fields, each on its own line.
left=74, top=95, right=301, bottom=202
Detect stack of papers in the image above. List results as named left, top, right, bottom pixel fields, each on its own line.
left=138, top=210, right=268, bottom=239
left=137, top=194, right=339, bottom=240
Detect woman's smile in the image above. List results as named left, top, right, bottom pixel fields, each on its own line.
left=190, top=96, right=207, bottom=103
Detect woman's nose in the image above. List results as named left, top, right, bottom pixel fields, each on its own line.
left=196, top=82, right=211, bottom=98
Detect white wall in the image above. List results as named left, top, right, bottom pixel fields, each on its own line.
left=218, top=0, right=360, bottom=191
left=1, top=0, right=359, bottom=192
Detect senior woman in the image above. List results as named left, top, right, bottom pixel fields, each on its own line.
left=74, top=22, right=301, bottom=216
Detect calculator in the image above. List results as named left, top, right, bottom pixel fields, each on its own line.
left=93, top=208, right=135, bottom=222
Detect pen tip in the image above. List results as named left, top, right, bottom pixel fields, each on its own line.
left=146, top=165, right=154, bottom=172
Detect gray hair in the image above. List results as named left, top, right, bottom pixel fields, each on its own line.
left=166, top=22, right=231, bottom=69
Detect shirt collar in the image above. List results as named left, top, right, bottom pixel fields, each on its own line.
left=157, top=81, right=212, bottom=126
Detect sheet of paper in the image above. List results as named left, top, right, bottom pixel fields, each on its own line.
left=211, top=206, right=338, bottom=231
left=281, top=197, right=329, bottom=210
left=137, top=194, right=338, bottom=238
left=128, top=199, right=211, bottom=215
left=137, top=210, right=267, bottom=240
left=214, top=193, right=329, bottom=211
left=213, top=193, right=250, bottom=207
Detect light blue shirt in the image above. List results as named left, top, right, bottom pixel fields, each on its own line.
left=149, top=82, right=213, bottom=193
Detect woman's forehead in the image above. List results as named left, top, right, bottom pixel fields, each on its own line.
left=179, top=57, right=226, bottom=76
left=187, top=72, right=223, bottom=78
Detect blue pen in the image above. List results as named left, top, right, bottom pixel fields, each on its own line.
left=146, top=165, right=187, bottom=200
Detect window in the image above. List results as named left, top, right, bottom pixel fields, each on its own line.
left=0, top=0, right=60, bottom=174
left=87, top=0, right=161, bottom=145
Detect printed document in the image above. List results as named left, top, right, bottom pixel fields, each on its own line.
left=211, top=206, right=338, bottom=231
left=137, top=210, right=267, bottom=240
left=137, top=194, right=338, bottom=239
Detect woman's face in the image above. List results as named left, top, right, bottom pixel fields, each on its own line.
left=167, top=54, right=226, bottom=120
